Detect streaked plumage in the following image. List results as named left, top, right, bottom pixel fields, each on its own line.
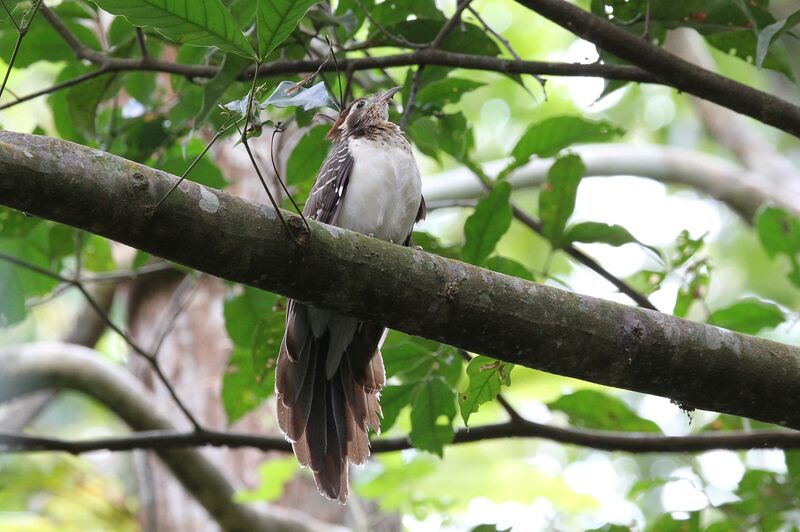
left=275, top=87, right=425, bottom=502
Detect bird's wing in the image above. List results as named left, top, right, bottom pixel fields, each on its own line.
left=302, top=140, right=354, bottom=223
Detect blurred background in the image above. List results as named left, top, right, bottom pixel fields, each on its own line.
left=2, top=0, right=800, bottom=530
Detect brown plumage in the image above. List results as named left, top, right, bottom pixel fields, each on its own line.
left=275, top=87, right=425, bottom=502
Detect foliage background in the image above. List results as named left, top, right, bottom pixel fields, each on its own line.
left=2, top=0, right=800, bottom=530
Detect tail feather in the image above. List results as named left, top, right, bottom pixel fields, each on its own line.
left=275, top=301, right=385, bottom=503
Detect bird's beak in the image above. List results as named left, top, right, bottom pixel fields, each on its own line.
left=378, top=86, right=401, bottom=102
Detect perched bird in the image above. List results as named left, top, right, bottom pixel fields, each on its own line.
left=275, top=87, right=425, bottom=502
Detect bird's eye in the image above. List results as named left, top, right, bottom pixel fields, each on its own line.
left=356, top=101, right=365, bottom=109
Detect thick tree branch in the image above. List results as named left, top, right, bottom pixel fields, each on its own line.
left=516, top=0, right=800, bottom=138
left=0, top=342, right=341, bottom=532
left=5, top=343, right=800, bottom=458
left=2, top=132, right=800, bottom=431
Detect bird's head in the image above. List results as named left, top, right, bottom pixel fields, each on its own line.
left=327, top=86, right=401, bottom=141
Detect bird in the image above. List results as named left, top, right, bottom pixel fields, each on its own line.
left=275, top=86, right=425, bottom=503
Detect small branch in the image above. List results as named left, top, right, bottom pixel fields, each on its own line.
left=465, top=162, right=657, bottom=310
left=515, top=0, right=800, bottom=138
left=354, top=0, right=426, bottom=49
left=0, top=68, right=110, bottom=111
left=399, top=67, right=422, bottom=129
left=135, top=28, right=148, bottom=59
left=5, top=418, right=800, bottom=455
left=430, top=0, right=473, bottom=50
left=0, top=0, right=44, bottom=101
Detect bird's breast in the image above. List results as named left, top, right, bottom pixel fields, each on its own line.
left=336, top=136, right=422, bottom=243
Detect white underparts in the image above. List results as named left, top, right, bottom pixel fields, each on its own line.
left=335, top=135, right=422, bottom=243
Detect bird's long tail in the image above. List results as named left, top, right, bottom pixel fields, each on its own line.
left=275, top=301, right=384, bottom=502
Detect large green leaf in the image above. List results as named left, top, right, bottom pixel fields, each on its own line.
left=92, top=0, right=256, bottom=58
left=380, top=332, right=462, bottom=440
left=461, top=182, right=513, bottom=265
left=414, top=78, right=485, bottom=109
left=509, top=116, right=623, bottom=166
left=755, top=206, right=800, bottom=287
left=196, top=53, right=250, bottom=125
left=286, top=124, right=328, bottom=185
left=708, top=298, right=785, bottom=335
left=539, top=154, right=586, bottom=248
left=409, top=376, right=457, bottom=456
left=256, top=0, right=320, bottom=60
left=549, top=390, right=661, bottom=433
left=459, top=356, right=513, bottom=425
left=222, top=312, right=283, bottom=424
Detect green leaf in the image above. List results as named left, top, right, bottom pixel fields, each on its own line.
left=221, top=309, right=283, bottom=423
left=482, top=256, right=533, bottom=281
left=224, top=287, right=278, bottom=346
left=549, top=390, right=661, bottom=432
left=755, top=206, right=800, bottom=287
left=509, top=116, right=624, bottom=164
left=221, top=346, right=272, bottom=423
left=708, top=298, right=785, bottom=335
left=379, top=384, right=416, bottom=432
left=409, top=376, right=457, bottom=456
left=382, top=332, right=462, bottom=387
left=154, top=139, right=227, bottom=189
left=756, top=9, right=800, bottom=69
left=196, top=53, right=250, bottom=125
left=591, top=0, right=794, bottom=79
left=66, top=73, right=117, bottom=138
left=92, top=0, right=256, bottom=58
left=256, top=0, right=320, bottom=60
left=414, top=78, right=484, bottom=109
left=459, top=356, right=514, bottom=425
left=564, top=222, right=638, bottom=247
left=373, top=19, right=499, bottom=56
left=539, top=154, right=585, bottom=248
left=82, top=235, right=115, bottom=272
left=234, top=457, right=297, bottom=502
left=564, top=221, right=660, bottom=257
left=462, top=182, right=513, bottom=265
left=0, top=208, right=39, bottom=238
left=286, top=125, right=328, bottom=185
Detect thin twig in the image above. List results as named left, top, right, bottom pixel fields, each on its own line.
left=0, top=68, right=110, bottom=111
left=466, top=4, right=546, bottom=96
left=269, top=124, right=310, bottom=232
left=353, top=0, right=427, bottom=49
left=0, top=252, right=203, bottom=430
left=399, top=67, right=422, bottom=130
left=0, top=0, right=43, bottom=102
left=238, top=73, right=306, bottom=245
left=152, top=115, right=243, bottom=211
left=135, top=28, right=148, bottom=59
left=465, top=162, right=657, bottom=310
left=150, top=275, right=199, bottom=357
left=430, top=0, right=473, bottom=50
left=0, top=0, right=20, bottom=31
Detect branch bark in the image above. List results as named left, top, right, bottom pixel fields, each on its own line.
left=516, top=0, right=800, bottom=138
left=0, top=342, right=341, bottom=532
left=2, top=132, right=800, bottom=431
